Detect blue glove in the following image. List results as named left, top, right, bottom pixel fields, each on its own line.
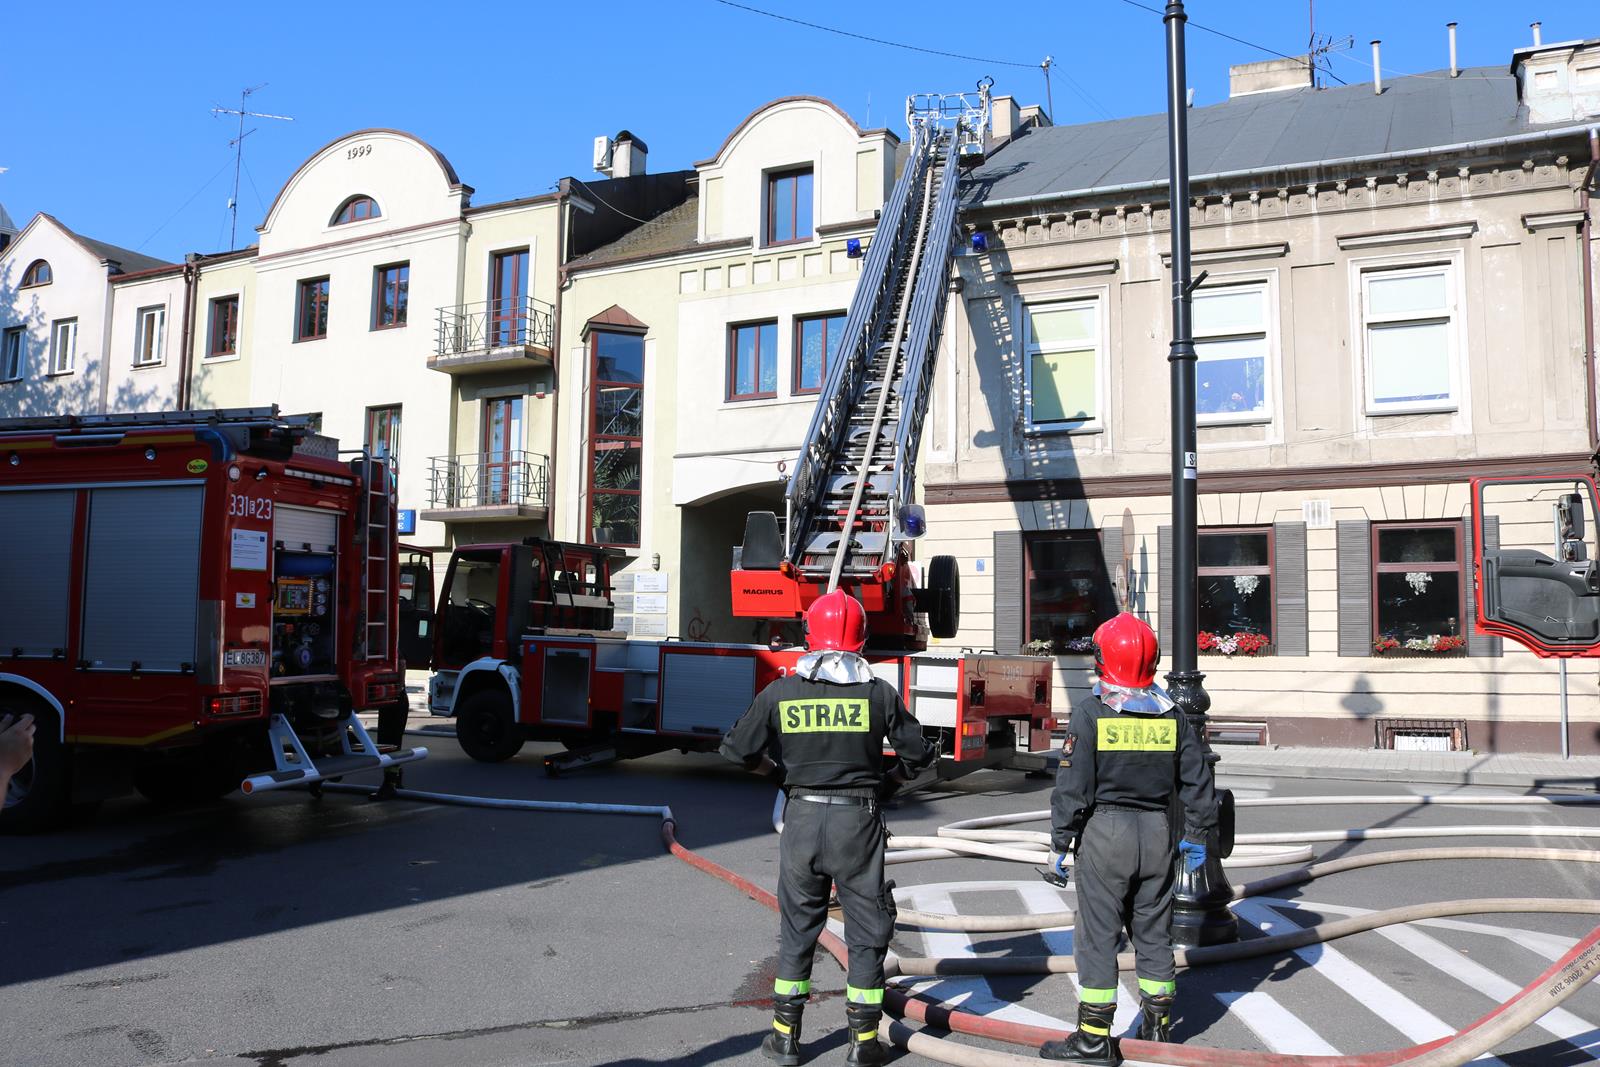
left=1178, top=839, right=1207, bottom=871
left=1048, top=850, right=1070, bottom=879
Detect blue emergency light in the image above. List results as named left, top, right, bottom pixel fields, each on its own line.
left=970, top=232, right=988, bottom=253
left=846, top=238, right=863, bottom=259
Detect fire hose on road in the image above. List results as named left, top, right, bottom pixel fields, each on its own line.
left=321, top=782, right=1600, bottom=1066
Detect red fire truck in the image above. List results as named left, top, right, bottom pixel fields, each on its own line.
left=0, top=408, right=428, bottom=832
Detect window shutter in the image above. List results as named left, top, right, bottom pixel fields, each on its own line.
left=993, top=530, right=1025, bottom=655
left=1336, top=519, right=1372, bottom=657
left=1273, top=521, right=1309, bottom=657
left=1158, top=525, right=1173, bottom=650
left=1099, top=525, right=1124, bottom=613
left=1463, top=516, right=1502, bottom=658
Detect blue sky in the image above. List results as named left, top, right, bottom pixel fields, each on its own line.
left=0, top=1, right=1592, bottom=263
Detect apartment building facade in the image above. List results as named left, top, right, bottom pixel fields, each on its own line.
left=922, top=38, right=1600, bottom=753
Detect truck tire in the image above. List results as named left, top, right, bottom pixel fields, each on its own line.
left=456, top=689, right=524, bottom=763
left=926, top=555, right=961, bottom=639
left=0, top=699, right=71, bottom=834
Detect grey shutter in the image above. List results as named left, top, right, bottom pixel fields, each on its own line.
left=275, top=506, right=339, bottom=553
left=1463, top=516, right=1502, bottom=658
left=81, top=485, right=204, bottom=671
left=1336, top=519, right=1372, bottom=657
left=1157, top=525, right=1173, bottom=650
left=993, top=530, right=1025, bottom=654
left=1099, top=525, right=1124, bottom=614
left=0, top=490, right=76, bottom=657
left=1273, top=521, right=1309, bottom=657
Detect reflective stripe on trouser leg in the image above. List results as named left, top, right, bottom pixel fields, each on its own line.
left=774, top=979, right=812, bottom=997
left=1138, top=977, right=1176, bottom=997
left=1077, top=986, right=1117, bottom=1005
left=846, top=985, right=885, bottom=1005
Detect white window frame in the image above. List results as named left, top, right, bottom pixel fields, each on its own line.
left=134, top=305, right=166, bottom=367
left=1, top=327, right=23, bottom=382
left=1354, top=257, right=1464, bottom=416
left=49, top=318, right=77, bottom=376
left=1192, top=273, right=1277, bottom=427
left=1019, top=292, right=1106, bottom=435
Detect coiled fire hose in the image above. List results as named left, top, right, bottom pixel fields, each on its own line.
left=322, top=782, right=1600, bottom=1066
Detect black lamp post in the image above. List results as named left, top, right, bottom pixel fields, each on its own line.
left=1162, top=0, right=1239, bottom=948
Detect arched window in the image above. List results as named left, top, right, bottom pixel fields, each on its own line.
left=331, top=195, right=380, bottom=225
left=21, top=260, right=52, bottom=287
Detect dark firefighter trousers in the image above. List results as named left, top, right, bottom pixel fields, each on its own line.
left=776, top=794, right=896, bottom=1003
left=1073, top=807, right=1178, bottom=993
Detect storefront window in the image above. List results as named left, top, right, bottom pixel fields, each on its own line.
left=1372, top=523, right=1465, bottom=654
left=1197, top=529, right=1273, bottom=655
left=1025, top=532, right=1116, bottom=653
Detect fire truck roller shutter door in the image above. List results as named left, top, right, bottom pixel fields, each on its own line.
left=0, top=490, right=76, bottom=660
left=274, top=506, right=339, bottom=553
left=81, top=486, right=204, bottom=672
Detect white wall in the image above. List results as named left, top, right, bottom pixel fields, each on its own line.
left=106, top=270, right=187, bottom=413
left=0, top=217, right=116, bottom=417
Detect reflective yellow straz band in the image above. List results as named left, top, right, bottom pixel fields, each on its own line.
left=780, top=699, right=869, bottom=733
left=1097, top=717, right=1176, bottom=751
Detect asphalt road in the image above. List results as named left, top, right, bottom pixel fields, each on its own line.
left=3, top=721, right=1599, bottom=1067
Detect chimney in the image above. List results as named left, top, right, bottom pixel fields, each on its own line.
left=1228, top=55, right=1313, bottom=98
left=1448, top=22, right=1459, bottom=78
left=1531, top=21, right=1543, bottom=47
left=990, top=94, right=1022, bottom=139
left=611, top=131, right=648, bottom=178
left=1371, top=40, right=1383, bottom=94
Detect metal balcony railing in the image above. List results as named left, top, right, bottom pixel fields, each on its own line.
left=435, top=297, right=554, bottom=357
left=427, top=450, right=549, bottom=510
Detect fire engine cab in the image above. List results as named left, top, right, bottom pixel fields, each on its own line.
left=0, top=408, right=427, bottom=832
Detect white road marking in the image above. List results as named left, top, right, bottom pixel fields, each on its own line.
left=1263, top=898, right=1600, bottom=1058
left=1214, top=990, right=1341, bottom=1055
left=1232, top=900, right=1511, bottom=1067
left=1254, top=897, right=1578, bottom=962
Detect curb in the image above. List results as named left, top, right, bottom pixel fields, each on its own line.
left=1214, top=757, right=1600, bottom=793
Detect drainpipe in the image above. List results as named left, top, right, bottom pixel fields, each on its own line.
left=1584, top=128, right=1599, bottom=454
left=548, top=184, right=567, bottom=540
left=177, top=254, right=198, bottom=409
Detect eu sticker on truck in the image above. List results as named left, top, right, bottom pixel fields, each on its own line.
left=224, top=649, right=267, bottom=668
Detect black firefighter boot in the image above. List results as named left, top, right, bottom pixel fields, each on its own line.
left=1136, top=993, right=1175, bottom=1042
left=1039, top=1001, right=1122, bottom=1065
left=761, top=996, right=805, bottom=1066
left=843, top=1002, right=887, bottom=1066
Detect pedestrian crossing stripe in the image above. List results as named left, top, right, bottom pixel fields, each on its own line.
left=780, top=699, right=869, bottom=733
left=1098, top=718, right=1175, bottom=751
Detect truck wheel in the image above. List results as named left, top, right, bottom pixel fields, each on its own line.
left=456, top=689, right=524, bottom=763
left=926, top=555, right=961, bottom=639
left=0, top=700, right=71, bottom=834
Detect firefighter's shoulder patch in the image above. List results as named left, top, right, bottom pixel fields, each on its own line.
left=1063, top=732, right=1077, bottom=757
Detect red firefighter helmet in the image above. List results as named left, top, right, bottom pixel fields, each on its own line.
left=1092, top=612, right=1160, bottom=688
left=805, top=589, right=869, bottom=653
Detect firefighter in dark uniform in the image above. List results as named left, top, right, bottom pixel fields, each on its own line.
left=722, top=589, right=937, bottom=1066
left=1040, top=612, right=1217, bottom=1065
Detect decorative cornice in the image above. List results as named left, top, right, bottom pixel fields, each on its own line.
left=999, top=259, right=1119, bottom=286
left=1160, top=241, right=1289, bottom=267
left=1522, top=210, right=1586, bottom=232
left=924, top=451, right=1592, bottom=503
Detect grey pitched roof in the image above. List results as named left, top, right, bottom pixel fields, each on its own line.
left=0, top=203, right=16, bottom=236
left=965, top=64, right=1589, bottom=208
left=73, top=232, right=173, bottom=274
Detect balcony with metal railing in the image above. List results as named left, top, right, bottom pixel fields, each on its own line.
left=431, top=297, right=555, bottom=374
left=421, top=450, right=550, bottom=522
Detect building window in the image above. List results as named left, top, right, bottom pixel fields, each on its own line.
left=373, top=263, right=409, bottom=329
left=589, top=330, right=644, bottom=546
left=1371, top=523, right=1465, bottom=654
left=1198, top=528, right=1274, bottom=654
left=365, top=405, right=401, bottom=463
left=1023, top=298, right=1101, bottom=432
left=766, top=167, right=813, bottom=245
left=1025, top=531, right=1118, bottom=653
left=49, top=318, right=77, bottom=375
left=1, top=327, right=23, bottom=381
left=134, top=306, right=165, bottom=367
left=1193, top=282, right=1271, bottom=422
left=1360, top=263, right=1458, bottom=413
left=332, top=195, right=379, bottom=225
left=481, top=396, right=525, bottom=506
left=208, top=295, right=240, bottom=357
left=296, top=277, right=330, bottom=341
left=795, top=312, right=846, bottom=394
left=729, top=320, right=778, bottom=400
left=21, top=260, right=51, bottom=287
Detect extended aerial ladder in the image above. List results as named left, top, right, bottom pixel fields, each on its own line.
left=732, top=87, right=991, bottom=649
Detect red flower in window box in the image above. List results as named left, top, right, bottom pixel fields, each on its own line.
left=1373, top=637, right=1401, bottom=654
left=1198, top=631, right=1269, bottom=656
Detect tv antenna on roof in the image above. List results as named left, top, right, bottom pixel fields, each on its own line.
left=211, top=84, right=294, bottom=251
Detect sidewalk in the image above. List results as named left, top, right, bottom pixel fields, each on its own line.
left=1214, top=744, right=1600, bottom=792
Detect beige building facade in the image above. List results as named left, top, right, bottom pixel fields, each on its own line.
left=925, top=39, right=1600, bottom=753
